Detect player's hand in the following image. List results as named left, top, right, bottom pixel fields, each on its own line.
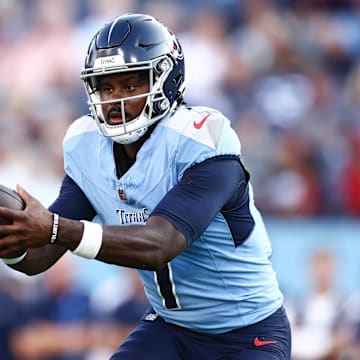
left=0, top=185, right=53, bottom=257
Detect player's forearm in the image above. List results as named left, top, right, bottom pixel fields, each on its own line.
left=96, top=224, right=171, bottom=270
left=9, top=244, right=67, bottom=275
left=2, top=207, right=186, bottom=273
left=56, top=216, right=186, bottom=271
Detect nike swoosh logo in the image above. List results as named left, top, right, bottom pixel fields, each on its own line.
left=193, top=113, right=211, bottom=129
left=254, top=337, right=278, bottom=347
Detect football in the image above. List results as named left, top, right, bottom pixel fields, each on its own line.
left=0, top=184, right=25, bottom=225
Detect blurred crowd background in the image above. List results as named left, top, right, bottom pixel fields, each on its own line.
left=1, top=0, right=360, bottom=359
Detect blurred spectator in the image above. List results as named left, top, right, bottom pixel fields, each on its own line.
left=0, top=265, right=39, bottom=360
left=10, top=255, right=92, bottom=360
left=335, top=290, right=360, bottom=360
left=290, top=248, right=344, bottom=360
left=340, top=127, right=360, bottom=216
left=85, top=269, right=150, bottom=359
left=0, top=0, right=80, bottom=98
left=255, top=130, right=323, bottom=217
left=9, top=260, right=149, bottom=360
left=179, top=6, right=232, bottom=112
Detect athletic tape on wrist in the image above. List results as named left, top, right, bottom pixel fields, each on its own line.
left=2, top=251, right=28, bottom=265
left=50, top=213, right=59, bottom=244
left=72, top=220, right=103, bottom=259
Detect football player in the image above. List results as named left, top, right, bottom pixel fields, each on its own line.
left=0, top=13, right=291, bottom=359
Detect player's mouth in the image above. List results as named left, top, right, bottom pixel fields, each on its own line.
left=108, top=111, right=124, bottom=125
left=107, top=108, right=130, bottom=125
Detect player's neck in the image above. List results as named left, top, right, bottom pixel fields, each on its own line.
left=121, top=122, right=158, bottom=159
left=125, top=123, right=158, bottom=159
left=123, top=143, right=141, bottom=159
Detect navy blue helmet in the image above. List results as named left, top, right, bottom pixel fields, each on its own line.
left=81, top=13, right=185, bottom=144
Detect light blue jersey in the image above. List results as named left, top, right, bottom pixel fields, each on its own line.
left=63, top=105, right=283, bottom=334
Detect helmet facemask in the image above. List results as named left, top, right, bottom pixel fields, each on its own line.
left=82, top=56, right=175, bottom=144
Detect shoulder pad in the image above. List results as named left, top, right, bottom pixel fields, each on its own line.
left=161, top=106, right=227, bottom=149
left=63, top=115, right=98, bottom=143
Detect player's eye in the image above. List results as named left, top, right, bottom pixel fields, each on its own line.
left=126, top=84, right=137, bottom=92
left=102, top=86, right=113, bottom=93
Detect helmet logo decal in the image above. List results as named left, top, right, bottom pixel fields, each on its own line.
left=94, top=55, right=125, bottom=68
left=100, top=57, right=115, bottom=65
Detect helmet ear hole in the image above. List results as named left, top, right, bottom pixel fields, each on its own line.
left=153, top=99, right=169, bottom=114
left=155, top=58, right=171, bottom=75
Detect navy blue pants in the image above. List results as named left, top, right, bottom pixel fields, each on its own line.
left=109, top=306, right=291, bottom=359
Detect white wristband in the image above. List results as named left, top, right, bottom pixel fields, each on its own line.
left=72, top=220, right=103, bottom=259
left=2, top=251, right=28, bottom=265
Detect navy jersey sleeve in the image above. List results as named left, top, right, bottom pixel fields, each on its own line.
left=150, top=155, right=250, bottom=245
left=48, top=175, right=96, bottom=220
